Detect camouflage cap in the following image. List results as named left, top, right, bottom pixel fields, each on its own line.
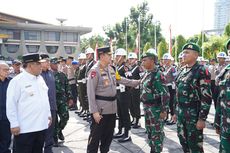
left=50, top=57, right=59, bottom=64
left=182, top=43, right=200, bottom=53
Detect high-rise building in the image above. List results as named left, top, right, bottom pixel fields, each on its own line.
left=214, top=0, right=230, bottom=35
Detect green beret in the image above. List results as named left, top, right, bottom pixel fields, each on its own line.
left=141, top=48, right=157, bottom=59
left=182, top=43, right=200, bottom=53
left=226, top=39, right=230, bottom=50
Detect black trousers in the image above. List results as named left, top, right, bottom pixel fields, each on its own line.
left=211, top=80, right=218, bottom=109
left=0, top=120, right=11, bottom=153
left=87, top=114, right=116, bottom=153
left=14, top=130, right=46, bottom=153
left=129, top=89, right=141, bottom=119
left=168, top=85, right=176, bottom=116
left=70, top=84, right=78, bottom=105
left=117, top=91, right=131, bottom=130
left=44, top=110, right=56, bottom=153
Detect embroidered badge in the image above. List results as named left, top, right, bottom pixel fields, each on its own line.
left=91, top=71, right=96, bottom=78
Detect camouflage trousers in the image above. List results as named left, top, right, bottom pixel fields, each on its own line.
left=177, top=113, right=204, bottom=153
left=144, top=105, right=164, bottom=153
left=54, top=100, right=69, bottom=138
left=219, top=132, right=230, bottom=153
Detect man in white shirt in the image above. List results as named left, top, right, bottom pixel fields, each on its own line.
left=6, top=53, right=52, bottom=153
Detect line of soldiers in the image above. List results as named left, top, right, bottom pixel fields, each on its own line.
left=1, top=38, right=230, bottom=153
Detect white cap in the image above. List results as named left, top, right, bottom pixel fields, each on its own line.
left=162, top=53, right=172, bottom=60
left=217, top=52, right=227, bottom=58
left=78, top=53, right=86, bottom=60
left=128, top=52, right=137, bottom=59
left=146, top=48, right=158, bottom=56
left=115, top=48, right=127, bottom=56
left=85, top=48, right=94, bottom=54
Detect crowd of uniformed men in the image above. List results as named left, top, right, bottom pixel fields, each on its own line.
left=1, top=38, right=230, bottom=153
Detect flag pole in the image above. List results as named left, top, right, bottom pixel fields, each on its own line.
left=138, top=15, right=141, bottom=61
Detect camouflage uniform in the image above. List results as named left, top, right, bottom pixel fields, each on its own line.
left=140, top=68, right=169, bottom=152
left=54, top=70, right=72, bottom=140
left=175, top=62, right=212, bottom=153
left=215, top=64, right=230, bottom=153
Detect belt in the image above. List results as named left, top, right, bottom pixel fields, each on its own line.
left=142, top=98, right=161, bottom=105
left=68, top=78, right=75, bottom=81
left=95, top=95, right=117, bottom=101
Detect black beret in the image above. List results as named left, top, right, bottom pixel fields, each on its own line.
left=68, top=56, right=74, bottom=60
left=40, top=53, right=49, bottom=59
left=22, top=53, right=41, bottom=63
left=97, top=46, right=112, bottom=54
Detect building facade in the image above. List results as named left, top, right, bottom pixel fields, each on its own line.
left=0, top=12, right=92, bottom=59
left=214, top=0, right=230, bottom=35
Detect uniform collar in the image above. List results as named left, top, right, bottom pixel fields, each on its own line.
left=24, top=70, right=39, bottom=80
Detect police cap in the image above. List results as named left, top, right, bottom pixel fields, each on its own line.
left=97, top=46, right=112, bottom=55
left=22, top=53, right=41, bottom=63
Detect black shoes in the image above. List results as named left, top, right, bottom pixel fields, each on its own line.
left=113, top=131, right=124, bottom=139
left=118, top=135, right=131, bottom=143
left=58, top=131, right=65, bottom=141
left=53, top=138, right=59, bottom=147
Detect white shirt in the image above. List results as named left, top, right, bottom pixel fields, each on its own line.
left=6, top=71, right=51, bottom=134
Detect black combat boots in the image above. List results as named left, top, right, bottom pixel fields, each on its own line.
left=118, top=129, right=131, bottom=143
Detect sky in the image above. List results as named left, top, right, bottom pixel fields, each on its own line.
left=0, top=0, right=215, bottom=40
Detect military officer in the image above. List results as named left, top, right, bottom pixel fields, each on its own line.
left=215, top=52, right=227, bottom=109
left=66, top=56, right=78, bottom=110
left=127, top=52, right=141, bottom=128
left=40, top=54, right=57, bottom=153
left=86, top=46, right=139, bottom=153
left=140, top=48, right=169, bottom=153
left=214, top=39, right=230, bottom=152
left=173, top=43, right=212, bottom=153
left=162, top=53, right=177, bottom=125
left=75, top=53, right=88, bottom=116
left=84, top=47, right=96, bottom=120
left=50, top=57, right=73, bottom=146
left=113, top=48, right=133, bottom=142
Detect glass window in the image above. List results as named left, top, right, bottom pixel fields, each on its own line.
left=44, top=32, right=60, bottom=41
left=6, top=44, right=19, bottom=53
left=26, top=45, right=40, bottom=53
left=24, top=31, right=41, bottom=41
left=63, top=32, right=78, bottom=42
left=64, top=46, right=76, bottom=54
left=0, top=29, right=21, bottom=40
left=46, top=46, right=58, bottom=54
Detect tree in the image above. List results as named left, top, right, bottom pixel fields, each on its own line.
left=157, top=39, right=168, bottom=59
left=202, top=35, right=227, bottom=59
left=103, top=1, right=163, bottom=53
left=172, top=35, right=186, bottom=61
left=80, top=35, right=105, bottom=51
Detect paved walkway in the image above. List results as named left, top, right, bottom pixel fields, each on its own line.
left=53, top=104, right=219, bottom=153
